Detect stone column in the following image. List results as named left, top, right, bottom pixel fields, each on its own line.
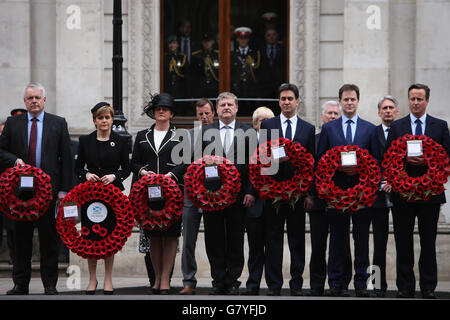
left=30, top=0, right=57, bottom=114
left=55, top=0, right=103, bottom=133
left=0, top=0, right=31, bottom=112
left=415, top=0, right=450, bottom=224
left=343, top=0, right=390, bottom=121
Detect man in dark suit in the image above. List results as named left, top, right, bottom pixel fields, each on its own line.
left=197, top=92, right=257, bottom=295
left=369, top=95, right=399, bottom=297
left=307, top=101, right=341, bottom=296
left=0, top=82, right=73, bottom=295
left=316, top=84, right=381, bottom=297
left=385, top=83, right=450, bottom=299
left=260, top=83, right=315, bottom=296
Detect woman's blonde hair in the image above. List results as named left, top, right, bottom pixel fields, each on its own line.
left=252, top=106, right=274, bottom=126
left=92, top=105, right=114, bottom=120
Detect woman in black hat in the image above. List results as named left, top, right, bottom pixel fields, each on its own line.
left=75, top=102, right=131, bottom=295
left=131, top=93, right=186, bottom=294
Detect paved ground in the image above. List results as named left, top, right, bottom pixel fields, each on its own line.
left=0, top=276, right=449, bottom=299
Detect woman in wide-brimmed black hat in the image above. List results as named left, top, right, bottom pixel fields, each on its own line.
left=130, top=93, right=186, bottom=294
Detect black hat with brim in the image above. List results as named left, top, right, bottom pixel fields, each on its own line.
left=91, top=102, right=111, bottom=114
left=10, top=108, right=27, bottom=116
left=144, top=93, right=175, bottom=119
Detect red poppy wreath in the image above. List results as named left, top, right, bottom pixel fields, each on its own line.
left=0, top=165, right=52, bottom=221
left=129, top=174, right=183, bottom=230
left=382, top=134, right=450, bottom=202
left=185, top=155, right=241, bottom=211
left=249, top=137, right=314, bottom=206
left=56, top=181, right=134, bottom=260
left=315, top=145, right=380, bottom=212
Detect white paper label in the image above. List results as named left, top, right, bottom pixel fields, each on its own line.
left=86, top=202, right=108, bottom=223
left=148, top=186, right=162, bottom=199
left=20, top=176, right=34, bottom=188
left=407, top=140, right=423, bottom=157
left=205, top=166, right=219, bottom=178
left=272, top=146, right=287, bottom=160
left=341, top=151, right=357, bottom=166
left=63, top=205, right=78, bottom=219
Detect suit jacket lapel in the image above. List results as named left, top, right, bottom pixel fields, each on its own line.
left=377, top=125, right=386, bottom=149
left=403, top=116, right=413, bottom=134
left=335, top=117, right=347, bottom=144
left=425, top=115, right=434, bottom=135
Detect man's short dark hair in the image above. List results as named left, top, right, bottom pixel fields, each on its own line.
left=195, top=98, right=215, bottom=113
left=339, top=84, right=360, bottom=100
left=408, top=83, right=430, bottom=100
left=278, top=83, right=299, bottom=99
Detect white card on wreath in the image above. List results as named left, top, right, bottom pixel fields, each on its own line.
left=341, top=151, right=357, bottom=166
left=20, top=176, right=34, bottom=188
left=271, top=146, right=287, bottom=160
left=205, top=165, right=219, bottom=178
left=63, top=204, right=79, bottom=219
left=407, top=140, right=423, bottom=157
left=148, top=186, right=162, bottom=199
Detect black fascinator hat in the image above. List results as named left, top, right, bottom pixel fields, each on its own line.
left=143, top=93, right=175, bottom=119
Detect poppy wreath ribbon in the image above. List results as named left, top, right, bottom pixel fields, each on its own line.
left=56, top=181, right=134, bottom=260
left=382, top=134, right=450, bottom=202
left=0, top=165, right=53, bottom=221
left=249, top=138, right=314, bottom=207
left=185, top=155, right=241, bottom=211
left=129, top=174, right=183, bottom=230
left=315, top=145, right=380, bottom=212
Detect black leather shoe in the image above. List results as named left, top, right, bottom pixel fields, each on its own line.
left=421, top=291, right=436, bottom=299
left=6, top=285, right=29, bottom=295
left=86, top=280, right=98, bottom=295
left=44, top=287, right=58, bottom=295
left=355, top=288, right=370, bottom=297
left=267, top=289, right=281, bottom=296
left=372, top=289, right=386, bottom=298
left=103, top=290, right=114, bottom=295
left=396, top=290, right=415, bottom=298
left=209, top=286, right=226, bottom=295
left=308, top=288, right=324, bottom=296
left=290, top=288, right=304, bottom=296
left=241, top=288, right=259, bottom=296
left=326, top=287, right=343, bottom=297
left=226, top=285, right=240, bottom=295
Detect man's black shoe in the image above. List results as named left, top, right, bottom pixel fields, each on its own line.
left=290, top=288, right=304, bottom=296
left=396, top=290, right=415, bottom=298
left=421, top=290, right=436, bottom=299
left=326, top=287, right=342, bottom=297
left=241, top=288, right=259, bottom=296
left=44, top=287, right=58, bottom=295
left=6, top=285, right=29, bottom=295
left=266, top=289, right=281, bottom=296
left=307, top=288, right=324, bottom=296
left=355, top=288, right=370, bottom=297
left=226, top=285, right=240, bottom=295
left=209, top=286, right=226, bottom=295
left=372, top=289, right=386, bottom=298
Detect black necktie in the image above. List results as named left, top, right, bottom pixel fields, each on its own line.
left=285, top=119, right=292, bottom=140
left=268, top=45, right=274, bottom=63
left=28, top=117, right=38, bottom=166
left=415, top=119, right=423, bottom=135
left=345, top=119, right=353, bottom=145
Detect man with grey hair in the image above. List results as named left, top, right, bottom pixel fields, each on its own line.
left=307, top=100, right=343, bottom=296
left=0, top=82, right=73, bottom=295
left=369, top=95, right=399, bottom=297
left=196, top=92, right=257, bottom=295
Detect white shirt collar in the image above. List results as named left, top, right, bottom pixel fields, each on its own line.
left=27, top=111, right=44, bottom=121
left=410, top=113, right=427, bottom=124
left=280, top=113, right=297, bottom=125
left=219, top=119, right=236, bottom=130
left=381, top=123, right=390, bottom=132
left=342, top=114, right=358, bottom=124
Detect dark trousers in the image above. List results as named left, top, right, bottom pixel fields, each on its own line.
left=369, top=208, right=389, bottom=291
left=245, top=214, right=265, bottom=290
left=264, top=202, right=305, bottom=291
left=391, top=201, right=440, bottom=293
left=308, top=210, right=329, bottom=290
left=203, top=202, right=246, bottom=288
left=13, top=202, right=59, bottom=289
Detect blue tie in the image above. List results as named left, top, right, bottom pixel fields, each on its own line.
left=346, top=119, right=353, bottom=145
left=285, top=119, right=292, bottom=140
left=415, top=119, right=423, bottom=135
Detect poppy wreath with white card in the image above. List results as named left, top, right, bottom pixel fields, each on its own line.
left=315, top=145, right=380, bottom=212
left=56, top=181, right=134, bottom=259
left=382, top=134, right=450, bottom=202
left=249, top=137, right=314, bottom=208
left=129, top=174, right=183, bottom=230
left=185, top=155, right=241, bottom=212
left=0, top=164, right=52, bottom=221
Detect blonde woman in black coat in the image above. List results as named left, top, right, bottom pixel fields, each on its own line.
left=75, top=102, right=131, bottom=295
